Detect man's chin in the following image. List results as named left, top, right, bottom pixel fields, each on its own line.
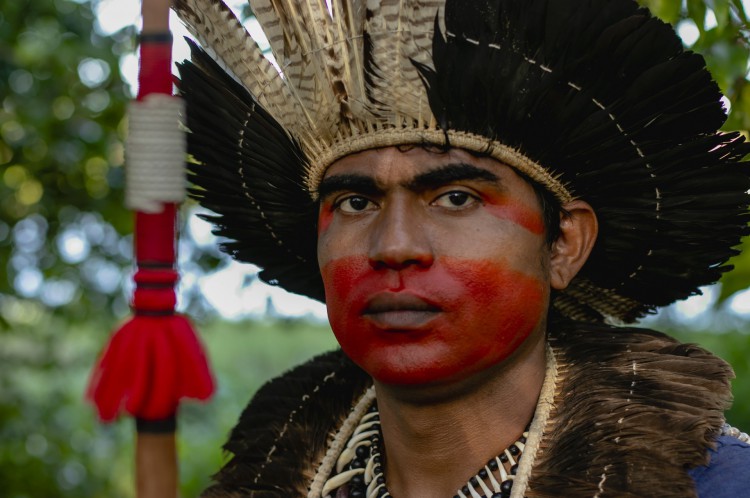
left=363, top=354, right=495, bottom=392
left=367, top=362, right=507, bottom=405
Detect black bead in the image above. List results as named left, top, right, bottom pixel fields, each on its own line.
left=488, top=458, right=499, bottom=470
left=501, top=480, right=513, bottom=492
left=519, top=436, right=527, bottom=444
left=350, top=489, right=364, bottom=498
left=500, top=453, right=508, bottom=463
left=509, top=444, right=520, bottom=456
left=356, top=445, right=369, bottom=459
left=470, top=476, right=479, bottom=486
left=377, top=475, right=385, bottom=485
left=373, top=455, right=381, bottom=464
left=491, top=493, right=503, bottom=498
left=351, top=475, right=364, bottom=486
left=510, top=464, right=518, bottom=475
left=351, top=458, right=365, bottom=469
left=479, top=468, right=489, bottom=479
left=461, top=485, right=470, bottom=494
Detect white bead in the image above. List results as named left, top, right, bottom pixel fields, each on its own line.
left=322, top=468, right=364, bottom=497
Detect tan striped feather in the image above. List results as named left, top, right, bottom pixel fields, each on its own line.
left=251, top=0, right=342, bottom=139
left=363, top=0, right=437, bottom=123
left=177, top=0, right=445, bottom=165
left=249, top=0, right=319, bottom=130
left=331, top=0, right=368, bottom=123
left=173, top=0, right=302, bottom=129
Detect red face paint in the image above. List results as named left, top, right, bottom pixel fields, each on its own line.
left=318, top=202, right=334, bottom=234
left=322, top=255, right=546, bottom=386
left=481, top=193, right=545, bottom=235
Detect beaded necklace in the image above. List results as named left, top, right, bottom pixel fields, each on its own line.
left=323, top=403, right=529, bottom=498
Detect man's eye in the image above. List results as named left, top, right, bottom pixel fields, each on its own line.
left=337, top=196, right=374, bottom=213
left=433, top=191, right=477, bottom=209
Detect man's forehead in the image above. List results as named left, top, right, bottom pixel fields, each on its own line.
left=323, top=146, right=514, bottom=183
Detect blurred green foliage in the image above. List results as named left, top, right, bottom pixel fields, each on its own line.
left=0, top=317, right=337, bottom=497
left=1, top=0, right=749, bottom=497
left=0, top=0, right=132, bottom=326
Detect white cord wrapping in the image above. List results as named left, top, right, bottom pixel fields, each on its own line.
left=125, top=95, right=187, bottom=213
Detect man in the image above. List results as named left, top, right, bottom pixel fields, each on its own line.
left=315, top=146, right=594, bottom=497
left=175, top=0, right=750, bottom=495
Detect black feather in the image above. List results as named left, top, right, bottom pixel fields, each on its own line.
left=177, top=40, right=325, bottom=302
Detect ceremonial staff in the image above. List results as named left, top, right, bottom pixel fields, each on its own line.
left=87, top=1, right=215, bottom=496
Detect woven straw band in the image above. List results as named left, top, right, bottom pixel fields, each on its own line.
left=553, top=278, right=644, bottom=324
left=304, top=128, right=574, bottom=204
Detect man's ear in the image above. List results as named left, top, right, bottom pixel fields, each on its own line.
left=549, top=200, right=598, bottom=290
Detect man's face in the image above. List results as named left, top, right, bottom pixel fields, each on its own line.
left=317, top=146, right=551, bottom=386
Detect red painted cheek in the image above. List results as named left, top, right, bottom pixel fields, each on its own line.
left=322, top=256, right=546, bottom=386
left=318, top=203, right=334, bottom=234
left=482, top=194, right=544, bottom=235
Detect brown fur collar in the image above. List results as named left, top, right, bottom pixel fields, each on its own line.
left=528, top=322, right=733, bottom=497
left=202, top=321, right=733, bottom=497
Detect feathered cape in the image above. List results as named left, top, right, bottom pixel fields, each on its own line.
left=202, top=320, right=733, bottom=497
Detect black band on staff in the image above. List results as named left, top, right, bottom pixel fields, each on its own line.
left=136, top=416, right=177, bottom=433
left=133, top=310, right=177, bottom=317
left=139, top=32, right=173, bottom=44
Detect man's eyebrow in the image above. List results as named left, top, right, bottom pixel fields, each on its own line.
left=408, top=163, right=501, bottom=191
left=317, top=173, right=383, bottom=199
left=317, top=163, right=501, bottom=199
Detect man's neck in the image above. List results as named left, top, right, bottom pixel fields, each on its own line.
left=373, top=329, right=547, bottom=498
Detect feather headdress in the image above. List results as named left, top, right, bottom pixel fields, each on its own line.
left=175, top=0, right=750, bottom=322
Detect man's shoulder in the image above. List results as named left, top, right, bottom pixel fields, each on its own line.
left=690, top=434, right=750, bottom=498
left=539, top=318, right=736, bottom=497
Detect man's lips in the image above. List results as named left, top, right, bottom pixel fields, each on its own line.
left=362, top=293, right=442, bottom=329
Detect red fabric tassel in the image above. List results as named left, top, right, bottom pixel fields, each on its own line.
left=87, top=315, right=214, bottom=421
left=87, top=38, right=215, bottom=422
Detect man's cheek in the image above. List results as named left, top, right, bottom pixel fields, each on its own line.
left=321, top=256, right=547, bottom=385
left=442, top=258, right=546, bottom=349
left=321, top=256, right=370, bottom=304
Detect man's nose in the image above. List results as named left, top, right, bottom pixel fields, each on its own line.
left=368, top=199, right=434, bottom=270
